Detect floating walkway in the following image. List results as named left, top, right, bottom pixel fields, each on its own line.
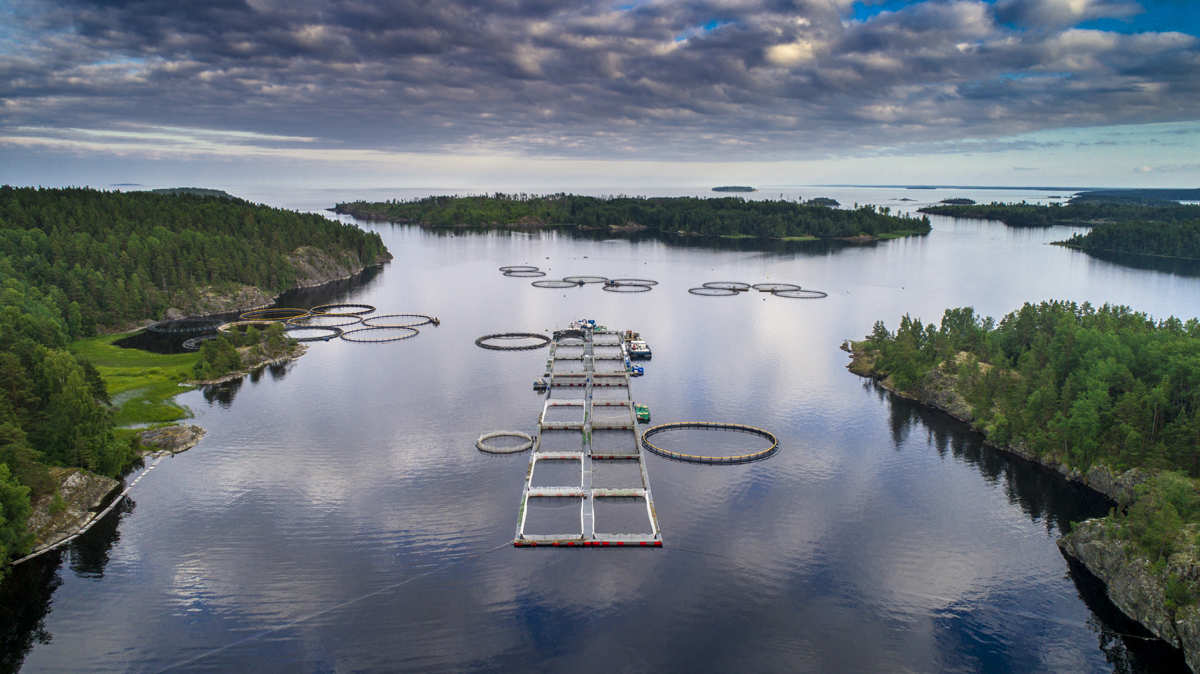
left=514, top=323, right=663, bottom=547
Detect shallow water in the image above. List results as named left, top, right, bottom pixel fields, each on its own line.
left=5, top=186, right=1197, bottom=672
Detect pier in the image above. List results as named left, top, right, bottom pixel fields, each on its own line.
left=514, top=322, right=663, bottom=547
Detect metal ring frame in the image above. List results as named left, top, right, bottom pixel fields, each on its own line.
left=641, top=422, right=779, bottom=464
left=340, top=326, right=420, bottom=342
left=602, top=284, right=652, bottom=293
left=688, top=287, right=739, bottom=296
left=475, top=333, right=551, bottom=350
left=361, top=313, right=438, bottom=328
left=531, top=280, right=581, bottom=289
left=283, top=325, right=343, bottom=341
left=311, top=303, right=377, bottom=316
left=702, top=281, right=751, bottom=291
left=772, top=288, right=828, bottom=299
left=751, top=283, right=802, bottom=292
left=240, top=307, right=311, bottom=321
left=288, top=312, right=363, bottom=328
left=476, top=430, right=534, bottom=454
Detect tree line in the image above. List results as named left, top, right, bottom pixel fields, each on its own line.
left=0, top=186, right=389, bottom=566
left=863, top=301, right=1200, bottom=588
left=333, top=193, right=931, bottom=239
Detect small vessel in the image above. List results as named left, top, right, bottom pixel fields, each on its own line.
left=635, top=403, right=650, bottom=423
left=629, top=364, right=644, bottom=377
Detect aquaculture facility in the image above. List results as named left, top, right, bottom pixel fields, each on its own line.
left=512, top=320, right=663, bottom=547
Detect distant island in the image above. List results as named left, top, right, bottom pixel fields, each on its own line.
left=712, top=185, right=756, bottom=192
left=333, top=193, right=931, bottom=242
left=918, top=199, right=1200, bottom=261
left=939, top=198, right=975, bottom=205
left=806, top=197, right=840, bottom=207
left=150, top=187, right=238, bottom=199
left=1070, top=188, right=1200, bottom=204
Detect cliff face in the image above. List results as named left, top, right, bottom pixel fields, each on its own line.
left=1059, top=519, right=1200, bottom=671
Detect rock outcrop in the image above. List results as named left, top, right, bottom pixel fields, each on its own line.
left=1059, top=519, right=1200, bottom=671
left=138, top=424, right=206, bottom=456
left=26, top=468, right=120, bottom=548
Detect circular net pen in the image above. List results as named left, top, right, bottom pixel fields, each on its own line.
left=499, top=265, right=539, bottom=272
left=361, top=313, right=439, bottom=328
left=531, top=280, right=580, bottom=289
left=503, top=270, right=546, bottom=278
left=284, top=325, right=343, bottom=342
left=773, top=288, right=828, bottom=299
left=751, top=283, right=802, bottom=293
left=145, top=318, right=223, bottom=336
left=602, top=284, right=652, bottom=293
left=688, top=287, right=739, bottom=297
left=218, top=319, right=279, bottom=333
left=562, top=275, right=609, bottom=284
left=475, top=333, right=551, bottom=350
left=341, top=326, right=420, bottom=343
left=240, top=307, right=311, bottom=321
left=641, top=422, right=779, bottom=464
left=702, top=281, right=751, bottom=292
left=288, top=313, right=363, bottom=328
left=311, top=303, right=376, bottom=316
left=476, top=431, right=534, bottom=454
left=607, top=278, right=659, bottom=286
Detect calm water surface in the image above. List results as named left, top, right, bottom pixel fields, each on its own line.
left=6, top=186, right=1199, bottom=672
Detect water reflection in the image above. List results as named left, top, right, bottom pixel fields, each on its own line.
left=881, top=383, right=1108, bottom=536
left=65, top=498, right=134, bottom=579
left=0, top=558, right=59, bottom=674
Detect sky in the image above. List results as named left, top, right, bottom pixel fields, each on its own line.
left=1, top=0, right=1198, bottom=190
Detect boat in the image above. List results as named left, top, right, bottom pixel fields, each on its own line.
left=627, top=339, right=652, bottom=360
left=635, top=403, right=650, bottom=423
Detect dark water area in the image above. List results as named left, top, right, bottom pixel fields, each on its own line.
left=5, top=186, right=1200, bottom=672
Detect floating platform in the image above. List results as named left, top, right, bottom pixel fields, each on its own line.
left=514, top=322, right=663, bottom=547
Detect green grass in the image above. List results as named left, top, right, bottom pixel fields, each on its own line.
left=70, top=333, right=200, bottom=427
left=876, top=229, right=929, bottom=240
left=778, top=234, right=818, bottom=242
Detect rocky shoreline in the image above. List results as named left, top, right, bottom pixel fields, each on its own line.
left=843, top=341, right=1199, bottom=671
left=15, top=257, right=384, bottom=567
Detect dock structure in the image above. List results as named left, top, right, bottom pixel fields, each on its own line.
left=514, top=323, right=663, bottom=547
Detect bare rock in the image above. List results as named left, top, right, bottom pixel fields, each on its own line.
left=138, top=424, right=206, bottom=456
left=1059, top=519, right=1200, bottom=671
left=26, top=468, right=120, bottom=548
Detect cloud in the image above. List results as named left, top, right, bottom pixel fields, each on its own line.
left=0, top=0, right=1197, bottom=163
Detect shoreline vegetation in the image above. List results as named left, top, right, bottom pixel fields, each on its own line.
left=332, top=193, right=931, bottom=242
left=919, top=199, right=1200, bottom=262
left=0, top=186, right=391, bottom=569
left=845, top=301, right=1200, bottom=670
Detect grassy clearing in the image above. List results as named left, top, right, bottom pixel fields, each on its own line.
left=70, top=333, right=200, bottom=427
left=778, top=234, right=818, bottom=242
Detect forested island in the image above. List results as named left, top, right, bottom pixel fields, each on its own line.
left=919, top=200, right=1200, bottom=261
left=333, top=193, right=930, bottom=241
left=848, top=301, right=1200, bottom=667
left=0, top=186, right=390, bottom=568
left=712, top=185, right=755, bottom=192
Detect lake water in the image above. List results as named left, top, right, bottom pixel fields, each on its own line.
left=5, top=186, right=1198, bottom=672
